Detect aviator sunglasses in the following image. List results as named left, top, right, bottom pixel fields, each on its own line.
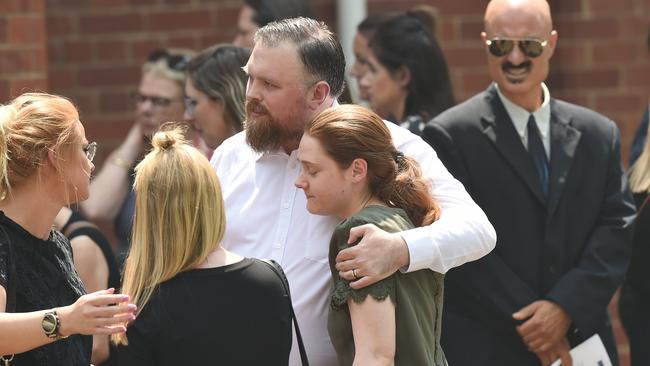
left=485, top=38, right=548, bottom=58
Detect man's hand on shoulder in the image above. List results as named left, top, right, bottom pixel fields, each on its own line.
left=335, top=224, right=410, bottom=289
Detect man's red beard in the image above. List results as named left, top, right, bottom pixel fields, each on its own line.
left=244, top=99, right=303, bottom=153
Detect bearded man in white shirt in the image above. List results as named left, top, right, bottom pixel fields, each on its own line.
left=211, top=17, right=496, bottom=366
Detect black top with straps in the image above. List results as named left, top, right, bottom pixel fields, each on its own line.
left=0, top=211, right=92, bottom=366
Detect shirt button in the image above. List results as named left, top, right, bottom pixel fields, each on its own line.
left=283, top=203, right=290, bottom=209
left=273, top=242, right=281, bottom=249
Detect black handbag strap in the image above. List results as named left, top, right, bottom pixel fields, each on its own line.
left=260, top=259, right=309, bottom=366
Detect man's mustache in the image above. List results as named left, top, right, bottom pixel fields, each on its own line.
left=246, top=100, right=269, bottom=115
left=502, top=60, right=532, bottom=72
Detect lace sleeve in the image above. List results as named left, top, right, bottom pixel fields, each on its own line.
left=329, top=217, right=396, bottom=310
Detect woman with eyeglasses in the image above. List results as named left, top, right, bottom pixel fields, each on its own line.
left=0, top=92, right=136, bottom=366
left=356, top=11, right=455, bottom=135
left=184, top=44, right=250, bottom=153
left=81, top=48, right=196, bottom=262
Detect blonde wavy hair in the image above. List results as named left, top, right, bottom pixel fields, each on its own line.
left=113, top=124, right=226, bottom=345
left=0, top=92, right=82, bottom=202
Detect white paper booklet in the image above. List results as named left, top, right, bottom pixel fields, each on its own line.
left=550, top=334, right=612, bottom=366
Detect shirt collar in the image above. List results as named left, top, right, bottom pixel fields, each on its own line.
left=495, top=82, right=551, bottom=140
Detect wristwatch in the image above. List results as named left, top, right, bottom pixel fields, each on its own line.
left=42, top=309, right=67, bottom=339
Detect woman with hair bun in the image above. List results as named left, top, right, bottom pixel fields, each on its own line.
left=294, top=104, right=448, bottom=366
left=0, top=92, right=136, bottom=365
left=115, top=125, right=292, bottom=366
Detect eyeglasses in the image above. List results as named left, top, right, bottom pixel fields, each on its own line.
left=147, top=49, right=191, bottom=72
left=83, top=142, right=97, bottom=162
left=133, top=92, right=180, bottom=108
left=485, top=38, right=548, bottom=58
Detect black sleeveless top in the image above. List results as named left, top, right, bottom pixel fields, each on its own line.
left=0, top=211, right=92, bottom=366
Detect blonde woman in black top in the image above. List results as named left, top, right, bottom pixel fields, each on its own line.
left=0, top=92, right=136, bottom=365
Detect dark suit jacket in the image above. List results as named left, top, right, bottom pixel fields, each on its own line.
left=422, top=84, right=635, bottom=366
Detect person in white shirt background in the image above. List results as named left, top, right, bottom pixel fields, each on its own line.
left=211, top=16, right=496, bottom=366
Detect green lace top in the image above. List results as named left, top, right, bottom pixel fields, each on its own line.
left=327, top=205, right=447, bottom=366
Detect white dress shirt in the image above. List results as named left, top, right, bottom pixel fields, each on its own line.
left=211, top=121, right=496, bottom=366
left=495, top=82, right=552, bottom=158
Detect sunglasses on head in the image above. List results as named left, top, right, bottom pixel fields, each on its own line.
left=485, top=38, right=548, bottom=58
left=147, top=49, right=191, bottom=71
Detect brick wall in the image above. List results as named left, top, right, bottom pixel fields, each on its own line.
left=0, top=0, right=47, bottom=102
left=2, top=0, right=648, bottom=364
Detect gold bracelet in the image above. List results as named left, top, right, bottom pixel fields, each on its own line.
left=112, top=157, right=131, bottom=172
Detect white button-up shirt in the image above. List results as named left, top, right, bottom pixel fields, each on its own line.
left=496, top=82, right=552, bottom=159
left=211, top=120, right=496, bottom=366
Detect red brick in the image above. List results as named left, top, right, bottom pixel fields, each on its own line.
left=96, top=41, right=128, bottom=62
left=588, top=0, right=637, bottom=14
left=552, top=43, right=589, bottom=65
left=48, top=68, right=76, bottom=89
left=460, top=70, right=491, bottom=97
left=215, top=6, right=241, bottom=31
left=46, top=15, right=73, bottom=38
left=0, top=80, right=10, bottom=102
left=98, top=91, right=132, bottom=113
left=86, top=119, right=134, bottom=140
left=0, top=0, right=44, bottom=13
left=79, top=13, right=143, bottom=34
left=199, top=34, right=231, bottom=49
left=78, top=65, right=140, bottom=87
left=147, top=10, right=211, bottom=31
left=547, top=0, right=583, bottom=13
left=8, top=16, right=46, bottom=44
left=10, top=78, right=48, bottom=95
left=619, top=16, right=650, bottom=39
left=555, top=18, right=619, bottom=40
left=92, top=0, right=130, bottom=8
left=62, top=40, right=96, bottom=64
left=624, top=66, right=650, bottom=88
left=548, top=68, right=620, bottom=90
left=459, top=18, right=484, bottom=41
left=430, top=1, right=486, bottom=16
left=438, top=19, right=455, bottom=42
left=0, top=48, right=46, bottom=73
left=168, top=36, right=199, bottom=50
left=592, top=42, right=641, bottom=64
left=595, top=94, right=645, bottom=113
left=130, top=40, right=167, bottom=62
left=0, top=18, right=7, bottom=43
left=444, top=45, right=486, bottom=68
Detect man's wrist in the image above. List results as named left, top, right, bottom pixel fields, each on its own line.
left=393, top=234, right=410, bottom=271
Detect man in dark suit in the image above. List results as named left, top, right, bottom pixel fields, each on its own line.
left=422, top=1, right=636, bottom=365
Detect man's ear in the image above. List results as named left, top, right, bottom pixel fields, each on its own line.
left=394, top=65, right=411, bottom=88
left=350, top=158, right=368, bottom=183
left=308, top=81, right=331, bottom=109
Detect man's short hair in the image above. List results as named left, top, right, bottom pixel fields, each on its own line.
left=254, top=17, right=346, bottom=98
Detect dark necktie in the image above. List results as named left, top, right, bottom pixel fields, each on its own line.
left=527, top=114, right=549, bottom=197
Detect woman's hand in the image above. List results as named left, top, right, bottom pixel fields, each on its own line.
left=57, top=288, right=136, bottom=337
